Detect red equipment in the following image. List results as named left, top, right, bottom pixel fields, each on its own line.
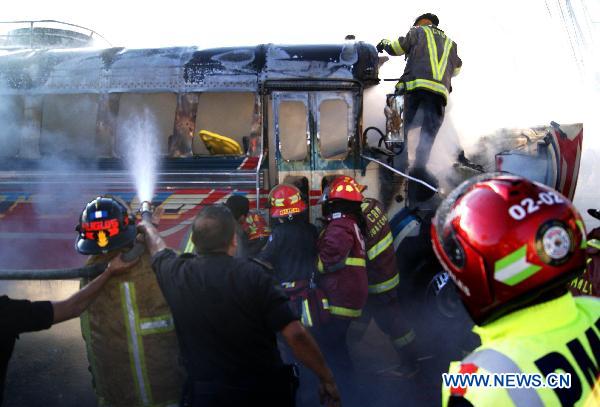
left=431, top=174, right=587, bottom=325
left=269, top=184, right=307, bottom=218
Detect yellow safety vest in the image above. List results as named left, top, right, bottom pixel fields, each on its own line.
left=442, top=293, right=600, bottom=406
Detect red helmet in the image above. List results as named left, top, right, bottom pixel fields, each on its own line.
left=75, top=196, right=137, bottom=255
left=431, top=173, right=586, bottom=325
left=242, top=211, right=271, bottom=240
left=269, top=184, right=307, bottom=218
left=321, top=176, right=364, bottom=203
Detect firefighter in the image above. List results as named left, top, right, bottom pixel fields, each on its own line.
left=431, top=174, right=600, bottom=406
left=258, top=184, right=322, bottom=406
left=258, top=184, right=318, bottom=319
left=316, top=175, right=368, bottom=405
left=377, top=13, right=462, bottom=200
left=359, top=197, right=419, bottom=376
left=225, top=194, right=269, bottom=257
left=0, top=256, right=133, bottom=405
left=569, top=227, right=600, bottom=297
left=137, top=204, right=341, bottom=407
left=76, top=196, right=184, bottom=407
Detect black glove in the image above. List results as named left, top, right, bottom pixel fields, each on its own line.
left=376, top=40, right=386, bottom=53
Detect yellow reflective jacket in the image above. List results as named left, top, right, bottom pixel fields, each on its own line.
left=380, top=25, right=462, bottom=102
left=442, top=293, right=600, bottom=406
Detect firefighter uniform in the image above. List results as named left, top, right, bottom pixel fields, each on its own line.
left=317, top=212, right=368, bottom=320
left=82, top=251, right=184, bottom=407
left=259, top=220, right=317, bottom=285
left=241, top=211, right=270, bottom=257
left=360, top=198, right=418, bottom=368
left=378, top=21, right=461, bottom=103
left=378, top=16, right=461, bottom=192
left=443, top=293, right=600, bottom=406
left=316, top=210, right=368, bottom=406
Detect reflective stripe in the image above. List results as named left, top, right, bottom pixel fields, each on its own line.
left=328, top=305, right=362, bottom=318
left=588, top=238, right=600, bottom=250
left=577, top=220, right=587, bottom=248
left=391, top=39, right=404, bottom=55
left=587, top=258, right=593, bottom=265
left=397, top=79, right=449, bottom=99
left=452, top=66, right=461, bottom=77
left=463, top=349, right=543, bottom=407
left=423, top=26, right=438, bottom=79
left=393, top=218, right=420, bottom=251
left=121, top=282, right=152, bottom=406
left=281, top=281, right=296, bottom=289
left=184, top=233, right=195, bottom=254
left=368, top=273, right=400, bottom=294
left=301, top=299, right=313, bottom=327
left=392, top=329, right=416, bottom=349
left=437, top=35, right=453, bottom=80
left=346, top=257, right=366, bottom=267
left=317, top=256, right=366, bottom=273
left=322, top=298, right=329, bottom=309
left=139, top=314, right=174, bottom=335
left=367, top=232, right=393, bottom=260
left=422, top=26, right=453, bottom=81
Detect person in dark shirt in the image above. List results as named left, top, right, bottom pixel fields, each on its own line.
left=138, top=204, right=340, bottom=407
left=258, top=184, right=318, bottom=285
left=0, top=256, right=134, bottom=404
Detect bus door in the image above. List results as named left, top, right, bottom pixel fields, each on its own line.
left=270, top=90, right=356, bottom=220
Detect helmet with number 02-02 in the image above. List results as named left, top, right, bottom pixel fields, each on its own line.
left=75, top=196, right=137, bottom=255
left=430, top=173, right=587, bottom=325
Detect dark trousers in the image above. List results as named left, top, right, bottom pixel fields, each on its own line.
left=182, top=369, right=297, bottom=407
left=314, top=317, right=361, bottom=406
left=402, top=90, right=445, bottom=170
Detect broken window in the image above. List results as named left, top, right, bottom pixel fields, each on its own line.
left=278, top=100, right=308, bottom=162
left=192, top=92, right=254, bottom=156
left=115, top=93, right=177, bottom=157
left=0, top=96, right=23, bottom=158
left=40, top=94, right=100, bottom=158
left=319, top=98, right=350, bottom=160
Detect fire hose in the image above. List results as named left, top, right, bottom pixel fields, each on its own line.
left=361, top=154, right=439, bottom=193
left=0, top=201, right=154, bottom=280
left=0, top=262, right=107, bottom=280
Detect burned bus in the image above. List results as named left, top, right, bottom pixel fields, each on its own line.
left=0, top=22, right=583, bottom=273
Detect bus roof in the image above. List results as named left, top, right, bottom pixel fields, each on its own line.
left=0, top=42, right=379, bottom=94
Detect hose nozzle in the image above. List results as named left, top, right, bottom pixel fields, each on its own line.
left=139, top=201, right=153, bottom=222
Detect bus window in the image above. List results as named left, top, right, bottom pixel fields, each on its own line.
left=192, top=92, right=254, bottom=156
left=40, top=94, right=100, bottom=158
left=0, top=96, right=23, bottom=158
left=115, top=93, right=176, bottom=156
left=319, top=98, right=350, bottom=160
left=278, top=100, right=308, bottom=162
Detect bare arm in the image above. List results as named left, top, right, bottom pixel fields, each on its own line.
left=281, top=321, right=341, bottom=407
left=51, top=255, right=137, bottom=323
